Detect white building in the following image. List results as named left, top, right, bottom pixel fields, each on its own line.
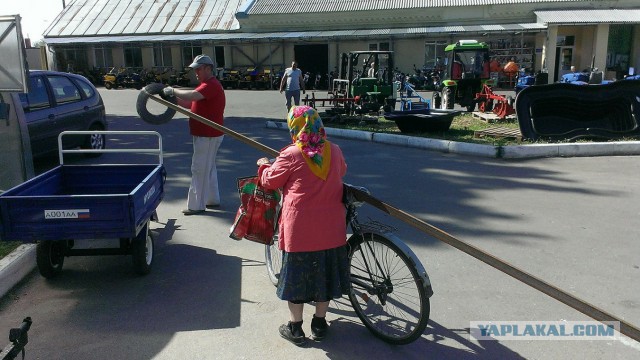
left=42, top=0, right=640, bottom=85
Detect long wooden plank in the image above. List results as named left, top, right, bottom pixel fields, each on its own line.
left=146, top=93, right=640, bottom=342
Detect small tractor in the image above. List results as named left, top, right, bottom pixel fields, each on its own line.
left=221, top=69, right=240, bottom=89
left=304, top=51, right=396, bottom=117
left=432, top=40, right=493, bottom=112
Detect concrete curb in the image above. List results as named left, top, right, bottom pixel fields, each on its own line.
left=0, top=244, right=36, bottom=298
left=265, top=121, right=640, bottom=159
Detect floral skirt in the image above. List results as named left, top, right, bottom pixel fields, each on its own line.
left=276, top=245, right=350, bottom=303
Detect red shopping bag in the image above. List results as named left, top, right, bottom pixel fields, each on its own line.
left=229, top=176, right=281, bottom=245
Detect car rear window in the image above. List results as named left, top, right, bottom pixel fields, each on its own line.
left=20, top=76, right=50, bottom=111
left=74, top=77, right=95, bottom=98
left=48, top=75, right=81, bottom=104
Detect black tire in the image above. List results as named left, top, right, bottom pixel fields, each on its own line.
left=265, top=234, right=282, bottom=286
left=82, top=124, right=105, bottom=158
left=36, top=241, right=66, bottom=279
left=431, top=92, right=441, bottom=109
left=136, top=83, right=177, bottom=125
left=466, top=102, right=476, bottom=112
left=443, top=87, right=454, bottom=109
left=104, top=82, right=113, bottom=90
left=348, top=233, right=430, bottom=345
left=132, top=222, right=154, bottom=275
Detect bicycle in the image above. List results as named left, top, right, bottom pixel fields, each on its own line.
left=265, top=184, right=434, bottom=345
left=1, top=317, right=32, bottom=360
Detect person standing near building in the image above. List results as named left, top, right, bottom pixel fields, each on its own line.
left=257, top=105, right=349, bottom=346
left=279, top=61, right=305, bottom=112
left=162, top=54, right=226, bottom=215
left=367, top=60, right=377, bottom=78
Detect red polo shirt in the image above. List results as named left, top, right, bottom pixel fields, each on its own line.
left=190, top=76, right=226, bottom=137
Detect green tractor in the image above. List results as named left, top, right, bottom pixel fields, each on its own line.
left=432, top=40, right=493, bottom=111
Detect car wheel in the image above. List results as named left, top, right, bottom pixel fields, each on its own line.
left=82, top=125, right=105, bottom=158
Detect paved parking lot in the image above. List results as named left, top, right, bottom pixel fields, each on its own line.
left=1, top=88, right=639, bottom=359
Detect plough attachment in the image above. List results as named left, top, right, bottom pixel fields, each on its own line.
left=475, top=84, right=515, bottom=119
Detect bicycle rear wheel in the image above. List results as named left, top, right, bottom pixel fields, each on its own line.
left=265, top=234, right=283, bottom=286
left=348, top=233, right=430, bottom=345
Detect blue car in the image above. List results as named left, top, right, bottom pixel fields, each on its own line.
left=18, top=70, right=108, bottom=158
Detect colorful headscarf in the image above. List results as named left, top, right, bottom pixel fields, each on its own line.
left=287, top=105, right=331, bottom=180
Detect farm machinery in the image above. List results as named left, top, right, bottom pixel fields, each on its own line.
left=430, top=40, right=515, bottom=118
left=303, top=51, right=396, bottom=117
left=431, top=40, right=492, bottom=112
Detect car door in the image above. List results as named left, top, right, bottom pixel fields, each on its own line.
left=20, top=74, right=55, bottom=157
left=46, top=74, right=85, bottom=149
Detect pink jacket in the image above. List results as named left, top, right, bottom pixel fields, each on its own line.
left=259, top=142, right=347, bottom=252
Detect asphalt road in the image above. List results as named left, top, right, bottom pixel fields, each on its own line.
left=1, top=88, right=639, bottom=359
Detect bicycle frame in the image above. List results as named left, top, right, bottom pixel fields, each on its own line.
left=345, top=186, right=434, bottom=299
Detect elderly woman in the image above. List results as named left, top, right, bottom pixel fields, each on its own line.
left=257, top=105, right=349, bottom=346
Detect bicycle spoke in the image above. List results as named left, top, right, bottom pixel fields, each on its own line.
left=348, top=233, right=429, bottom=344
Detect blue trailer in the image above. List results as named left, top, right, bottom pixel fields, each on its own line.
left=0, top=131, right=165, bottom=278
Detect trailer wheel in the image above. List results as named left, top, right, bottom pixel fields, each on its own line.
left=36, top=241, right=66, bottom=279
left=132, top=222, right=154, bottom=275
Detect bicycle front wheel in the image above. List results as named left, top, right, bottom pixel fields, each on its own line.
left=348, top=233, right=430, bottom=345
left=265, top=234, right=283, bottom=286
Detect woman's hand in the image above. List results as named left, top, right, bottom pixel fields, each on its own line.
left=256, top=157, right=270, bottom=166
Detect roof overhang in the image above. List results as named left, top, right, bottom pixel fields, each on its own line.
left=44, top=23, right=546, bottom=45
left=535, top=9, right=640, bottom=25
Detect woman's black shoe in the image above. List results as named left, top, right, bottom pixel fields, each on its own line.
left=310, top=315, right=328, bottom=341
left=279, top=321, right=306, bottom=346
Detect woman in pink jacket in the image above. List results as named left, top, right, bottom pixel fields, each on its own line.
left=257, top=105, right=349, bottom=346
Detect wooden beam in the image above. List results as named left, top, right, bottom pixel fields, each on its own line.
left=147, top=93, right=640, bottom=343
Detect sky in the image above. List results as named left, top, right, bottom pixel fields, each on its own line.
left=3, top=0, right=65, bottom=42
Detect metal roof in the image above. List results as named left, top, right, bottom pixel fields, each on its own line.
left=240, top=0, right=584, bottom=15
left=43, top=22, right=545, bottom=45
left=44, top=0, right=244, bottom=38
left=535, top=9, right=640, bottom=24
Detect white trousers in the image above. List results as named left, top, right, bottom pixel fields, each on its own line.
left=188, top=135, right=224, bottom=210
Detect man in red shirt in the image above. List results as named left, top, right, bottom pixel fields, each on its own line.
left=163, top=55, right=226, bottom=215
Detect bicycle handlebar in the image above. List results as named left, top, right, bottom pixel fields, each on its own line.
left=1, top=317, right=32, bottom=360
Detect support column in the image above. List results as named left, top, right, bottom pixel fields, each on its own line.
left=542, top=25, right=557, bottom=84
left=593, top=23, right=609, bottom=72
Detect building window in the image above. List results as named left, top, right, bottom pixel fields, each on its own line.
left=124, top=44, right=143, bottom=68
left=369, top=43, right=378, bottom=51
left=379, top=42, right=390, bottom=51
left=556, top=36, right=575, bottom=46
left=56, top=47, right=88, bottom=73
left=424, top=41, right=446, bottom=69
left=214, top=46, right=225, bottom=68
left=153, top=44, right=172, bottom=67
left=94, top=47, right=113, bottom=69
left=182, top=42, right=203, bottom=67
left=607, top=24, right=633, bottom=78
